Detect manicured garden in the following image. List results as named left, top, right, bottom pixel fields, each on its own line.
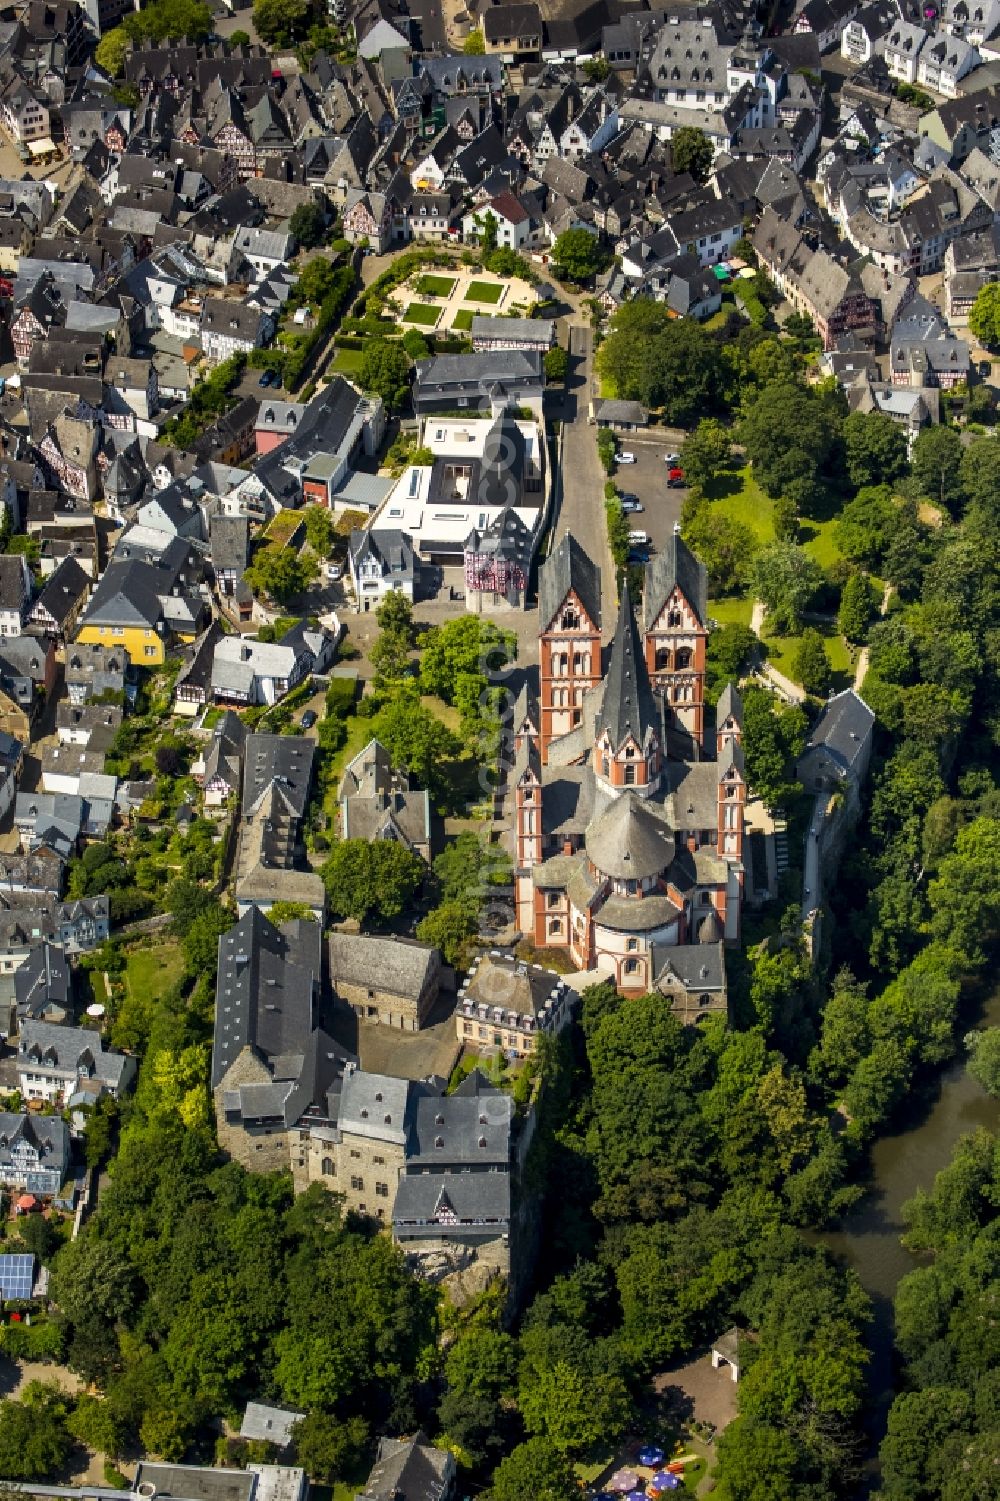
left=450, top=308, right=475, bottom=331
left=402, top=302, right=441, bottom=326
left=414, top=274, right=456, bottom=298
left=465, top=280, right=504, bottom=303
left=124, top=940, right=187, bottom=1008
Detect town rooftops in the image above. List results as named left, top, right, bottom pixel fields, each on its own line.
left=538, top=532, right=602, bottom=633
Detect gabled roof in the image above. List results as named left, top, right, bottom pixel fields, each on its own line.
left=643, top=532, right=708, bottom=630
left=538, top=533, right=601, bottom=634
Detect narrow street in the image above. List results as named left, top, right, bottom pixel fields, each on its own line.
left=551, top=322, right=618, bottom=636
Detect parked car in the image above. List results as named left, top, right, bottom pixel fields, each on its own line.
left=618, top=451, right=637, bottom=464
left=627, top=548, right=649, bottom=565
left=300, top=710, right=318, bottom=730
left=667, top=466, right=685, bottom=488
left=663, top=452, right=680, bottom=464
left=628, top=529, right=649, bottom=545
left=258, top=369, right=274, bottom=387
left=621, top=498, right=643, bottom=513
left=326, top=563, right=342, bottom=580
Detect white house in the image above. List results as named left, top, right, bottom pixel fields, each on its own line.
left=0, top=555, right=32, bottom=639
left=232, top=225, right=295, bottom=285
left=18, top=1020, right=136, bottom=1107
left=200, top=299, right=273, bottom=364
left=0, top=82, right=50, bottom=145
left=883, top=20, right=928, bottom=82
left=917, top=33, right=980, bottom=95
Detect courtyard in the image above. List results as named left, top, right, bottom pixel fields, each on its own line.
left=390, top=265, right=536, bottom=333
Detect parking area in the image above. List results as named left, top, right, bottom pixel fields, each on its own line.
left=613, top=434, right=689, bottom=559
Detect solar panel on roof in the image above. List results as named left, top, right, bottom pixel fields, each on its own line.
left=0, top=1254, right=35, bottom=1300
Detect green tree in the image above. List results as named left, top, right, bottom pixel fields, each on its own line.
left=928, top=819, right=1000, bottom=967
left=230, top=27, right=251, bottom=42
left=737, top=380, right=842, bottom=515
left=706, top=622, right=758, bottom=696
left=69, top=1395, right=128, bottom=1461
left=463, top=27, right=485, bottom=51
left=842, top=410, right=909, bottom=489
left=741, top=685, right=807, bottom=807
left=0, top=1384, right=72, bottom=1480
left=959, top=435, right=1000, bottom=523
left=968, top=279, right=1000, bottom=347
left=680, top=417, right=732, bottom=491
left=289, top=200, right=326, bottom=249
left=416, top=898, right=478, bottom=966
left=321, top=840, right=424, bottom=923
left=303, top=505, right=334, bottom=556
left=751, top=542, right=823, bottom=633
left=246, top=547, right=315, bottom=605
left=490, top=1438, right=579, bottom=1501
left=551, top=227, right=607, bottom=284
left=253, top=0, right=315, bottom=45
left=475, top=209, right=498, bottom=254
left=910, top=425, right=965, bottom=514
left=267, top=902, right=318, bottom=925
left=683, top=506, right=758, bottom=594
left=598, top=304, right=721, bottom=421
left=834, top=484, right=897, bottom=569
left=401, top=328, right=430, bottom=359
left=95, top=25, right=128, bottom=74
left=356, top=340, right=410, bottom=410
left=418, top=616, right=516, bottom=704
left=772, top=496, right=798, bottom=543
left=292, top=1412, right=369, bottom=1483
left=370, top=692, right=461, bottom=800
left=965, top=1027, right=1000, bottom=1096
left=839, top=571, right=876, bottom=643
left=671, top=125, right=713, bottom=182
left=544, top=345, right=569, bottom=382
left=791, top=628, right=831, bottom=695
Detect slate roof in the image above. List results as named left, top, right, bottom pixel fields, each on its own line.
left=357, top=1435, right=452, bottom=1501
left=584, top=791, right=675, bottom=881
left=31, top=555, right=88, bottom=631
left=643, top=532, right=708, bottom=630
left=242, top=734, right=314, bottom=821
left=595, top=586, right=659, bottom=752
left=328, top=932, right=438, bottom=1003
left=18, top=1019, right=130, bottom=1089
left=212, top=907, right=320, bottom=1088
left=800, top=688, right=875, bottom=774
left=537, top=532, right=601, bottom=634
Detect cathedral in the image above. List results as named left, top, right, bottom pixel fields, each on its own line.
left=509, top=533, right=745, bottom=1001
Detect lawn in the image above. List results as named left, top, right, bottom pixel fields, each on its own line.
left=124, top=939, right=186, bottom=1006
left=329, top=347, right=364, bottom=375
left=414, top=274, right=455, bottom=298
left=450, top=308, right=474, bottom=331
left=403, top=303, right=441, bottom=326
left=464, top=280, right=503, bottom=303
left=321, top=712, right=380, bottom=827
left=704, top=465, right=775, bottom=541
left=763, top=619, right=854, bottom=691
left=707, top=595, right=753, bottom=628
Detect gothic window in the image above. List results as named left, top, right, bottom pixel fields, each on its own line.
left=321, top=1156, right=334, bottom=1176
left=667, top=609, right=683, bottom=627
left=573, top=653, right=583, bottom=672
left=624, top=763, right=636, bottom=785
left=561, top=607, right=579, bottom=629
left=548, top=918, right=562, bottom=936
left=602, top=755, right=610, bottom=777
left=655, top=646, right=671, bottom=671
left=624, top=958, right=640, bottom=975
left=676, top=647, right=692, bottom=670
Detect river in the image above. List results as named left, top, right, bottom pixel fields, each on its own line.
left=818, top=985, right=1000, bottom=1479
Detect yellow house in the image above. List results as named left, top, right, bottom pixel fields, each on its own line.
left=74, top=557, right=204, bottom=666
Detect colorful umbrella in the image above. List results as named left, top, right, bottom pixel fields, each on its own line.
left=626, top=1492, right=647, bottom=1501
left=609, top=1473, right=641, bottom=1493
left=639, top=1447, right=665, bottom=1467
left=651, top=1476, right=681, bottom=1493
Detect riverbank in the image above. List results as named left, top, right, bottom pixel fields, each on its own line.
left=819, top=982, right=1000, bottom=1490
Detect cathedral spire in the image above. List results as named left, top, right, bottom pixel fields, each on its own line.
left=596, top=585, right=660, bottom=753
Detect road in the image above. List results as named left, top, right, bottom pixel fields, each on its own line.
left=551, top=323, right=618, bottom=636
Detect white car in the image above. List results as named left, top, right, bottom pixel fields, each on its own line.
left=621, top=499, right=643, bottom=513
left=628, top=529, right=649, bottom=545
left=618, top=451, right=637, bottom=464
left=663, top=452, right=680, bottom=464
left=326, top=564, right=342, bottom=580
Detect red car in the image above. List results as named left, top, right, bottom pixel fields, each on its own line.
left=667, top=466, right=685, bottom=487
